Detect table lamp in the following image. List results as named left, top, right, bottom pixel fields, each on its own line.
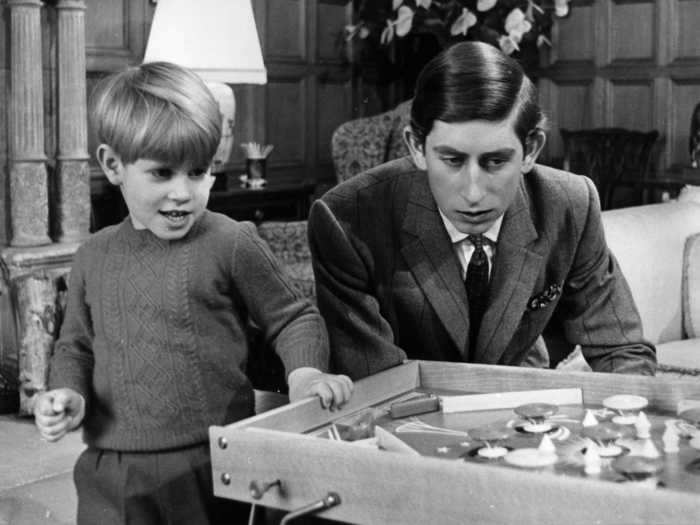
left=143, top=0, right=267, bottom=173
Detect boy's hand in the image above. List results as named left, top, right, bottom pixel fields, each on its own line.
left=34, top=388, right=86, bottom=442
left=288, top=367, right=353, bottom=410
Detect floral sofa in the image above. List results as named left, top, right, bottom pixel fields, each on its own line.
left=331, top=99, right=412, bottom=184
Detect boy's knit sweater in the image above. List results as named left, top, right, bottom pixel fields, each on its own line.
left=49, top=211, right=328, bottom=451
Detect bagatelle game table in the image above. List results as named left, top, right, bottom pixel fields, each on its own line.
left=209, top=361, right=700, bottom=524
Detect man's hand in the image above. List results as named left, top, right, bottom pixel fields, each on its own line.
left=288, top=367, right=353, bottom=410
left=33, top=388, right=86, bottom=442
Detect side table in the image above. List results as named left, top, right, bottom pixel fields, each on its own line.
left=207, top=179, right=316, bottom=223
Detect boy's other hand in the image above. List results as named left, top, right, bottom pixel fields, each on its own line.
left=288, top=367, right=353, bottom=410
left=34, top=388, right=86, bottom=442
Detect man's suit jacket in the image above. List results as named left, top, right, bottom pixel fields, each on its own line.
left=308, top=157, right=656, bottom=380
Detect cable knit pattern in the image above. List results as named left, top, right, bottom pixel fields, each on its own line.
left=49, top=211, right=328, bottom=451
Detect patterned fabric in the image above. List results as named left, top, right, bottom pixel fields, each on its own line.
left=331, top=99, right=412, bottom=184
left=256, top=220, right=315, bottom=301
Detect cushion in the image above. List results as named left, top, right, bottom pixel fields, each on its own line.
left=602, top=201, right=700, bottom=344
left=684, top=232, right=700, bottom=338
left=655, top=338, right=700, bottom=370
left=678, top=184, right=700, bottom=204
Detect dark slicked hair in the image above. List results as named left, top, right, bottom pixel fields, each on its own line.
left=410, top=41, right=546, bottom=147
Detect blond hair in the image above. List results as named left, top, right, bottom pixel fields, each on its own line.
left=90, top=61, right=221, bottom=167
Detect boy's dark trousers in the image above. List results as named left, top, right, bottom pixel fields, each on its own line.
left=74, top=443, right=253, bottom=525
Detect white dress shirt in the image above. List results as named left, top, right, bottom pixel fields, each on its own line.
left=439, top=210, right=503, bottom=281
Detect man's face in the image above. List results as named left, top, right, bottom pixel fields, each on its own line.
left=113, top=158, right=214, bottom=240
left=408, top=115, right=541, bottom=235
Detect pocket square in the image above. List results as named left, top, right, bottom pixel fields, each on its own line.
left=528, top=284, right=562, bottom=310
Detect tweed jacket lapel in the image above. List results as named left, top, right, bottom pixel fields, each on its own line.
left=473, top=179, right=542, bottom=363
left=400, top=175, right=471, bottom=357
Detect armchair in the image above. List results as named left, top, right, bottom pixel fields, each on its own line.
left=256, top=220, right=314, bottom=300
left=560, top=128, right=660, bottom=210
left=331, top=99, right=412, bottom=184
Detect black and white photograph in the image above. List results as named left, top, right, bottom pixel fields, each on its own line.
left=1, top=1, right=700, bottom=524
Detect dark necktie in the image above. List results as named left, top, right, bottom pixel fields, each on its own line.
left=466, top=234, right=489, bottom=350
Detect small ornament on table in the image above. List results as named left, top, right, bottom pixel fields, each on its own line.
left=634, top=411, right=651, bottom=439
left=582, top=409, right=599, bottom=427
left=240, top=142, right=274, bottom=189
left=513, top=402, right=558, bottom=433
left=639, top=438, right=661, bottom=459
left=538, top=433, right=556, bottom=455
left=602, top=394, right=648, bottom=425
left=583, top=439, right=602, bottom=475
left=662, top=424, right=680, bottom=454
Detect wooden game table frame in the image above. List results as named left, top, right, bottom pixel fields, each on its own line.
left=210, top=361, right=700, bottom=524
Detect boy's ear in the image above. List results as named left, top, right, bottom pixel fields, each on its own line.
left=522, top=129, right=546, bottom=173
left=403, top=126, right=427, bottom=170
left=206, top=171, right=216, bottom=191
left=96, top=144, right=124, bottom=185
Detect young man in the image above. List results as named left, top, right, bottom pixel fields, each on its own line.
left=308, top=41, right=656, bottom=380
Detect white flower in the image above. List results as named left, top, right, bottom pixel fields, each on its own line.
left=477, top=0, right=497, bottom=12
left=450, top=8, right=477, bottom=36
left=392, top=0, right=403, bottom=10
left=499, top=35, right=519, bottom=55
left=344, top=23, right=369, bottom=41
left=395, top=5, right=415, bottom=37
left=554, top=0, right=570, bottom=17
left=381, top=20, right=395, bottom=44
left=416, top=0, right=432, bottom=8
left=344, top=24, right=357, bottom=41
left=504, top=8, right=532, bottom=41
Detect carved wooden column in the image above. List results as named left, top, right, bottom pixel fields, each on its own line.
left=54, top=0, right=90, bottom=242
left=7, top=0, right=50, bottom=247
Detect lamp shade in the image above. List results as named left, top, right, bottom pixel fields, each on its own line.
left=143, top=0, right=267, bottom=85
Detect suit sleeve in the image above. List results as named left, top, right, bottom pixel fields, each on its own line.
left=558, top=177, right=657, bottom=375
left=308, top=198, right=406, bottom=379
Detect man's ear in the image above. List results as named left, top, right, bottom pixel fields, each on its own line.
left=95, top=144, right=124, bottom=186
left=522, top=129, right=546, bottom=173
left=403, top=126, right=427, bottom=170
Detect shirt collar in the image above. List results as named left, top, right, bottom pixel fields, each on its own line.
left=439, top=209, right=503, bottom=245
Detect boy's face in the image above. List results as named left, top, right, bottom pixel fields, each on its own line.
left=98, top=146, right=214, bottom=240
left=405, top=113, right=544, bottom=235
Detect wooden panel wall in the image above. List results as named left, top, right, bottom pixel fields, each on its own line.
left=244, top=0, right=354, bottom=189
left=539, top=0, right=700, bottom=171
left=83, top=0, right=353, bottom=196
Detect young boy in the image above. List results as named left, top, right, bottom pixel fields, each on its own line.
left=34, top=61, right=353, bottom=524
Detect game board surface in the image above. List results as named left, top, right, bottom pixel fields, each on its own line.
left=211, top=361, right=700, bottom=525
left=316, top=389, right=700, bottom=493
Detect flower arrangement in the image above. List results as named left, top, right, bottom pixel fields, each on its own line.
left=346, top=0, right=571, bottom=60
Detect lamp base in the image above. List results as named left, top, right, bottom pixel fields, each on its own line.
left=207, top=82, right=236, bottom=173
